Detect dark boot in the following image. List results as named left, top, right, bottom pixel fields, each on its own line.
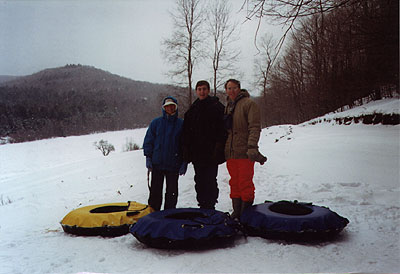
left=199, top=204, right=215, bottom=210
left=230, top=198, right=242, bottom=219
left=241, top=200, right=253, bottom=215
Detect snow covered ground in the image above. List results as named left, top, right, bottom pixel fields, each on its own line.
left=0, top=97, right=399, bottom=273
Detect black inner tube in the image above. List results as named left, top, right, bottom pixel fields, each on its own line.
left=269, top=201, right=313, bottom=216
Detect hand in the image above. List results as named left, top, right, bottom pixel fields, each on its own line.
left=146, top=157, right=152, bottom=171
left=257, top=152, right=267, bottom=165
left=213, top=142, right=226, bottom=165
left=247, top=148, right=267, bottom=165
left=179, top=162, right=188, bottom=176
left=247, top=148, right=258, bottom=162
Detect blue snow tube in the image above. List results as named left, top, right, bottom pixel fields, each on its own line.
left=240, top=200, right=349, bottom=241
left=130, top=208, right=238, bottom=249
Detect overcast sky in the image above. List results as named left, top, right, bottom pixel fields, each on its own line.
left=0, top=0, right=283, bottom=90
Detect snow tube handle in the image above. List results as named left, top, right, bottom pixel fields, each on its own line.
left=127, top=211, right=141, bottom=216
left=182, top=224, right=205, bottom=229
left=126, top=201, right=149, bottom=216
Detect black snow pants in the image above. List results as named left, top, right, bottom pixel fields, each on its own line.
left=193, top=163, right=219, bottom=209
left=148, top=168, right=179, bottom=211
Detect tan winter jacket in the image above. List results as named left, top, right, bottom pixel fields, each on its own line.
left=224, top=90, right=261, bottom=159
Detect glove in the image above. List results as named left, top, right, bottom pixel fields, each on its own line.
left=257, top=153, right=268, bottom=165
left=179, top=162, right=188, bottom=176
left=247, top=148, right=267, bottom=165
left=213, top=142, right=226, bottom=165
left=146, top=157, right=153, bottom=171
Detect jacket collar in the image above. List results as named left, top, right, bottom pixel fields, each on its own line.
left=163, top=110, right=178, bottom=120
left=226, top=90, right=249, bottom=113
left=227, top=89, right=249, bottom=104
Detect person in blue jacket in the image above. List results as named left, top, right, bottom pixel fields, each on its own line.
left=143, top=96, right=187, bottom=211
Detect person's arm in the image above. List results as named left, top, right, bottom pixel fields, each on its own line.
left=181, top=113, right=192, bottom=163
left=246, top=101, right=267, bottom=164
left=247, top=101, right=261, bottom=149
left=216, top=101, right=228, bottom=143
left=143, top=119, right=156, bottom=158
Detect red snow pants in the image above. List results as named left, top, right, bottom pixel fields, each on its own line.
left=226, top=159, right=255, bottom=202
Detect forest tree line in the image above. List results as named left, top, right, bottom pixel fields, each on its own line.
left=252, top=0, right=398, bottom=125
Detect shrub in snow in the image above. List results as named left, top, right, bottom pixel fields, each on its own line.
left=0, top=137, right=14, bottom=145
left=0, top=195, right=12, bottom=206
left=93, top=139, right=115, bottom=156
left=122, top=137, right=141, bottom=152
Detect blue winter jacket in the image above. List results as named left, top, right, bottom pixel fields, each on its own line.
left=143, top=96, right=183, bottom=172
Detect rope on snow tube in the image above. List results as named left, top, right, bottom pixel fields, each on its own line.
left=240, top=200, right=349, bottom=241
left=130, top=208, right=240, bottom=249
left=61, top=201, right=154, bottom=237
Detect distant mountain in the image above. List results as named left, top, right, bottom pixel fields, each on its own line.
left=0, top=75, right=19, bottom=83
left=0, top=64, right=187, bottom=143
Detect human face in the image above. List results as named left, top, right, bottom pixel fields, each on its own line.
left=164, top=104, right=176, bottom=115
left=196, top=84, right=210, bottom=100
left=225, top=81, right=240, bottom=101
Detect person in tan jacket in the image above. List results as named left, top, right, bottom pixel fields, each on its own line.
left=224, top=79, right=267, bottom=219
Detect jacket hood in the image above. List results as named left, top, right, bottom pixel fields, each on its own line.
left=162, top=96, right=178, bottom=117
left=162, top=96, right=178, bottom=106
left=239, top=89, right=250, bottom=98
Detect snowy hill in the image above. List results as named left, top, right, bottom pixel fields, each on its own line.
left=0, top=64, right=185, bottom=143
left=306, top=97, right=399, bottom=126
left=0, top=98, right=399, bottom=273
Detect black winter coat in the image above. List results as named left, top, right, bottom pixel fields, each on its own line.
left=182, top=96, right=226, bottom=165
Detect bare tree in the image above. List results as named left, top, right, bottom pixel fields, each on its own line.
left=281, top=38, right=307, bottom=122
left=240, top=0, right=361, bottom=63
left=254, top=33, right=276, bottom=97
left=162, top=0, right=205, bottom=106
left=206, top=0, right=241, bottom=95
left=243, top=0, right=358, bottom=20
left=253, top=33, right=276, bottom=126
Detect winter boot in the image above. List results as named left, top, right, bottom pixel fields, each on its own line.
left=241, top=200, right=253, bottom=215
left=230, top=198, right=242, bottom=220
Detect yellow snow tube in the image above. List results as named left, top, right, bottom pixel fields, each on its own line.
left=61, top=201, right=154, bottom=237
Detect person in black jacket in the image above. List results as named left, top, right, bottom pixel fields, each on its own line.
left=182, top=80, right=226, bottom=209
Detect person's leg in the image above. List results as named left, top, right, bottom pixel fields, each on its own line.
left=227, top=159, right=242, bottom=218
left=194, top=164, right=218, bottom=209
left=237, top=158, right=255, bottom=202
left=227, top=159, right=241, bottom=199
left=237, top=159, right=255, bottom=213
left=194, top=164, right=207, bottom=208
left=205, top=164, right=219, bottom=209
left=164, top=171, right=179, bottom=209
left=147, top=168, right=164, bottom=211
